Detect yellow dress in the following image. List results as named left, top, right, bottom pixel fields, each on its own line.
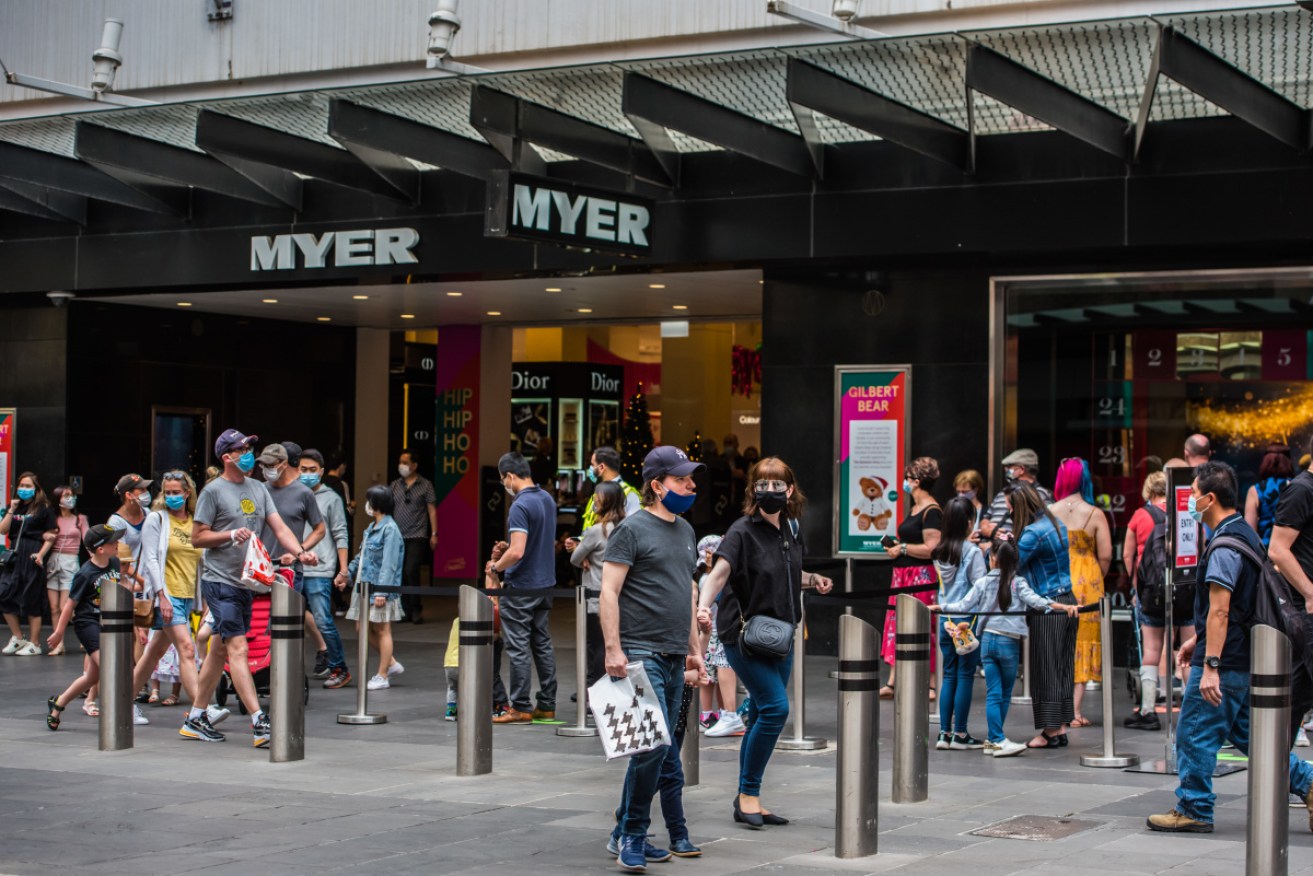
left=1069, top=527, right=1104, bottom=684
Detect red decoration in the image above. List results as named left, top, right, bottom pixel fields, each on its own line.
left=732, top=345, right=762, bottom=398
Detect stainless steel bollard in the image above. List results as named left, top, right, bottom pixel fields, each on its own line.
left=835, top=614, right=879, bottom=858
left=457, top=584, right=494, bottom=776
left=99, top=580, right=135, bottom=751
left=829, top=559, right=856, bottom=680
left=777, top=599, right=827, bottom=750
left=269, top=582, right=306, bottom=763
left=930, top=618, right=943, bottom=727
left=892, top=593, right=929, bottom=803
left=338, top=571, right=386, bottom=725
left=1010, top=633, right=1033, bottom=706
left=558, top=585, right=598, bottom=738
left=1080, top=597, right=1138, bottom=768
left=1246, top=625, right=1290, bottom=876
left=680, top=689, right=699, bottom=787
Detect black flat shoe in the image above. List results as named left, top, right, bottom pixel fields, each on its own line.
left=1055, top=733, right=1069, bottom=747
left=1026, top=732, right=1062, bottom=749
left=733, top=795, right=764, bottom=829
left=761, top=812, right=789, bottom=826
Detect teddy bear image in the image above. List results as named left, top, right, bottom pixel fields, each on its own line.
left=852, top=476, right=894, bottom=532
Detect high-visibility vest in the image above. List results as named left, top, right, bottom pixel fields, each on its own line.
left=581, top=478, right=640, bottom=530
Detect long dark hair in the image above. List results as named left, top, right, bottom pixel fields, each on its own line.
left=994, top=540, right=1019, bottom=613
left=1006, top=482, right=1058, bottom=533
left=14, top=471, right=49, bottom=512
left=932, top=496, right=974, bottom=567
left=592, top=481, right=627, bottom=530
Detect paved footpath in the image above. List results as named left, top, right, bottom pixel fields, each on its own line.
left=1, top=611, right=1310, bottom=875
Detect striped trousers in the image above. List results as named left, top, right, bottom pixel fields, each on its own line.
left=1026, top=592, right=1078, bottom=730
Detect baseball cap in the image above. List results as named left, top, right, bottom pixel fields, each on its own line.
left=642, top=446, right=705, bottom=483
left=83, top=522, right=126, bottom=552
left=257, top=443, right=289, bottom=466
left=114, top=474, right=153, bottom=496
left=1001, top=448, right=1039, bottom=468
left=215, top=428, right=258, bottom=459
left=280, top=441, right=304, bottom=465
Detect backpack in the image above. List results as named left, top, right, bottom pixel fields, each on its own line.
left=1201, top=533, right=1307, bottom=664
left=1135, top=505, right=1192, bottom=622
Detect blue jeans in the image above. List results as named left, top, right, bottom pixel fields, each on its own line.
left=723, top=642, right=793, bottom=797
left=939, top=623, right=981, bottom=733
left=616, top=652, right=683, bottom=840
left=613, top=686, right=690, bottom=844
left=1174, top=665, right=1313, bottom=823
left=303, top=576, right=346, bottom=671
left=980, top=634, right=1021, bottom=744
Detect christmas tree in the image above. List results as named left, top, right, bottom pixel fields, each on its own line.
left=685, top=430, right=703, bottom=462
left=621, top=382, right=654, bottom=485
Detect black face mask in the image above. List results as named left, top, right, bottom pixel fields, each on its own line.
left=755, top=489, right=788, bottom=514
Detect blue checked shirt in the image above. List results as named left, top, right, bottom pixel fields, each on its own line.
left=1015, top=516, right=1072, bottom=598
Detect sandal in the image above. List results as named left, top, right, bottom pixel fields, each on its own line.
left=1070, top=715, right=1092, bottom=728
left=1027, top=731, right=1062, bottom=749
left=878, top=685, right=895, bottom=700
left=147, top=690, right=160, bottom=705
left=82, top=701, right=99, bottom=717
left=46, top=696, right=65, bottom=731
left=159, top=695, right=179, bottom=707
left=928, top=687, right=937, bottom=702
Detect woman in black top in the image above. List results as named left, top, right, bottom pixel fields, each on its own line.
left=696, top=457, right=833, bottom=828
left=0, top=472, right=58, bottom=656
left=879, top=456, right=943, bottom=698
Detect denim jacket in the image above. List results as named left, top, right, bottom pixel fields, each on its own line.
left=1015, top=516, right=1072, bottom=598
left=346, top=515, right=403, bottom=600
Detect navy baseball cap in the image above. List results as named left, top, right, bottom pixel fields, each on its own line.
left=215, top=428, right=258, bottom=459
left=642, top=446, right=705, bottom=483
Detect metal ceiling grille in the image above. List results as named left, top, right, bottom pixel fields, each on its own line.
left=1168, top=7, right=1313, bottom=109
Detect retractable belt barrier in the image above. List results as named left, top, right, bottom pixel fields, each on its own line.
left=369, top=585, right=579, bottom=599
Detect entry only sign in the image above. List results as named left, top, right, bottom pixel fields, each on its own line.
left=1167, top=465, right=1198, bottom=586
left=834, top=366, right=910, bottom=559
left=484, top=171, right=653, bottom=257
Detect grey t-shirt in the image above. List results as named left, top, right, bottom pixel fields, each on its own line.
left=194, top=476, right=276, bottom=588
left=262, top=479, right=323, bottom=554
left=604, top=509, right=698, bottom=654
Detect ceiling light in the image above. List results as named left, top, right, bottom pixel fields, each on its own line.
left=446, top=291, right=463, bottom=297
left=352, top=294, right=369, bottom=300
left=545, top=287, right=562, bottom=292
left=672, top=304, right=688, bottom=310
left=176, top=301, right=192, bottom=307
left=577, top=308, right=593, bottom=314
left=487, top=310, right=501, bottom=316
left=316, top=316, right=331, bottom=322
left=400, top=314, right=415, bottom=319
left=649, top=283, right=666, bottom=289
left=262, top=298, right=278, bottom=303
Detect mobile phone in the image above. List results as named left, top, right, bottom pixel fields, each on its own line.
left=880, top=535, right=898, bottom=549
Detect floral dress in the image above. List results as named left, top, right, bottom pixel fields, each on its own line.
left=1069, top=523, right=1104, bottom=684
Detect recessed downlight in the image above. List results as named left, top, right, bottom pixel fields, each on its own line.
left=400, top=314, right=415, bottom=319
left=352, top=294, right=369, bottom=300
left=487, top=310, right=502, bottom=316
left=316, top=316, right=331, bottom=322
left=545, top=287, right=562, bottom=292
left=672, top=304, right=688, bottom=310
left=446, top=291, right=463, bottom=297
left=649, top=283, right=666, bottom=289
left=577, top=308, right=593, bottom=314
left=176, top=301, right=192, bottom=307
left=262, top=298, right=278, bottom=303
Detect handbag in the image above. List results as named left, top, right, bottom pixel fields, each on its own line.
left=739, top=521, right=799, bottom=658
left=133, top=596, right=155, bottom=628
left=587, top=662, right=670, bottom=760
left=0, top=514, right=28, bottom=570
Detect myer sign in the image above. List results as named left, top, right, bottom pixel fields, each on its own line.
left=250, top=227, right=419, bottom=271
left=485, top=172, right=653, bottom=256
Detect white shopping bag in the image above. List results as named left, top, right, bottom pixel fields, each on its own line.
left=587, top=662, right=671, bottom=761
left=239, top=535, right=277, bottom=592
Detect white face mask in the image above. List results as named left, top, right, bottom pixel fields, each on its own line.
left=262, top=466, right=282, bottom=481
left=61, top=496, right=77, bottom=510
left=398, top=464, right=413, bottom=478
left=136, top=492, right=152, bottom=509
left=365, top=501, right=375, bottom=517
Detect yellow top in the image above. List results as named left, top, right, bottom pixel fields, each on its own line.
left=163, top=515, right=201, bottom=599
left=444, top=618, right=460, bottom=668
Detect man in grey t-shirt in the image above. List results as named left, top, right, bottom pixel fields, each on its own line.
left=600, top=446, right=706, bottom=867
left=257, top=442, right=326, bottom=592
left=185, top=428, right=316, bottom=749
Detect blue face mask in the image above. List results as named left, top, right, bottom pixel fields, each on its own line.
left=585, top=467, right=599, bottom=484
left=660, top=489, right=697, bottom=515
left=300, top=473, right=322, bottom=488
left=16, top=487, right=34, bottom=501
left=165, top=495, right=186, bottom=511
left=235, top=452, right=256, bottom=474
left=1187, top=494, right=1208, bottom=524
left=902, top=480, right=914, bottom=496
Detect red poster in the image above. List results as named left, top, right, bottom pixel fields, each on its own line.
left=433, top=328, right=481, bottom=579
left=1262, top=329, right=1307, bottom=381
left=1133, top=331, right=1176, bottom=380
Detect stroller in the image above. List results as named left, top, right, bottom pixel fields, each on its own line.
left=214, top=571, right=310, bottom=714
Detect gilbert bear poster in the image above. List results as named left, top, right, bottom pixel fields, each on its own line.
left=836, top=367, right=909, bottom=557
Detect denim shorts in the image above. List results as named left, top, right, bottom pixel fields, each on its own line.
left=1135, top=600, right=1193, bottom=629
left=152, top=595, right=195, bottom=629
left=201, top=579, right=253, bottom=641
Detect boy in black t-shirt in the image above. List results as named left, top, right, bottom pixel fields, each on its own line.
left=43, top=524, right=125, bottom=731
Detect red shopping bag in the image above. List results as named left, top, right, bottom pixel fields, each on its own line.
left=240, top=536, right=277, bottom=592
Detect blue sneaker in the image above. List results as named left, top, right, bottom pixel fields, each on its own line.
left=616, top=835, right=648, bottom=872
left=669, top=837, right=701, bottom=858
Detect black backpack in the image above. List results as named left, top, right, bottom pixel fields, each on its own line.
left=1201, top=533, right=1307, bottom=664
left=1135, top=505, right=1192, bottom=622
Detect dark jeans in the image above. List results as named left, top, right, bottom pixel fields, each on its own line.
left=723, top=641, right=793, bottom=797
left=500, top=593, right=557, bottom=712
left=303, top=576, right=346, bottom=671
left=585, top=611, right=605, bottom=689
left=1289, top=621, right=1313, bottom=747
left=400, top=537, right=428, bottom=620
left=612, top=682, right=691, bottom=845
left=939, top=623, right=981, bottom=734
left=492, top=636, right=508, bottom=708
left=616, top=652, right=683, bottom=840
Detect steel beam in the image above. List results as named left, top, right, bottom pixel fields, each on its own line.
left=330, top=99, right=507, bottom=183
left=787, top=58, right=969, bottom=171
left=195, top=110, right=411, bottom=201
left=1157, top=26, right=1309, bottom=152
left=468, top=87, right=545, bottom=175
left=0, top=179, right=86, bottom=224
left=966, top=43, right=1132, bottom=161
left=623, top=72, right=817, bottom=178
left=0, top=141, right=181, bottom=214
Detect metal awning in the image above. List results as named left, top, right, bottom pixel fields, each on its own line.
left=1, top=4, right=1311, bottom=226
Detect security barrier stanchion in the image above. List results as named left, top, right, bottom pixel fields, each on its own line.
left=680, top=692, right=699, bottom=787
left=1246, top=625, right=1290, bottom=876
left=1080, top=597, right=1138, bottom=768
left=557, top=585, right=598, bottom=739
left=338, top=571, right=386, bottom=726
left=776, top=599, right=827, bottom=751
left=892, top=593, right=929, bottom=803
left=99, top=580, right=134, bottom=751
left=930, top=621, right=943, bottom=727
left=1010, top=633, right=1033, bottom=706
left=828, top=559, right=855, bottom=680
left=835, top=614, right=878, bottom=858
left=457, top=584, right=494, bottom=776
left=269, top=582, right=306, bottom=763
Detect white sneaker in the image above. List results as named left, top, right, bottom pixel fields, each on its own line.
left=705, top=712, right=746, bottom=737
left=386, top=660, right=404, bottom=677
left=992, top=739, right=1027, bottom=758
left=206, top=705, right=231, bottom=726
left=16, top=641, right=41, bottom=656
left=1303, top=716, right=1313, bottom=732
left=1296, top=728, right=1310, bottom=748
left=133, top=704, right=150, bottom=726
left=2, top=635, right=26, bottom=655
left=982, top=740, right=1002, bottom=755
left=366, top=674, right=390, bottom=691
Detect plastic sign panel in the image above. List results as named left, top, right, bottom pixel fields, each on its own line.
left=0, top=410, right=12, bottom=550
left=1167, top=465, right=1199, bottom=585
left=484, top=171, right=653, bottom=257
left=433, top=329, right=481, bottom=579
left=834, top=366, right=910, bottom=558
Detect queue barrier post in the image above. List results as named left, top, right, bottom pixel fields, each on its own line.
left=1245, top=624, right=1290, bottom=876
left=338, top=571, right=386, bottom=726
left=1011, top=633, right=1033, bottom=706
left=930, top=623, right=943, bottom=727
left=892, top=593, right=929, bottom=803
left=99, top=579, right=135, bottom=752
left=835, top=614, right=879, bottom=858
left=828, top=559, right=856, bottom=681
left=457, top=584, right=494, bottom=776
left=1079, top=597, right=1138, bottom=768
left=557, top=585, right=598, bottom=739
left=680, top=688, right=700, bottom=787
left=777, top=598, right=826, bottom=751
left=269, top=581, right=306, bottom=763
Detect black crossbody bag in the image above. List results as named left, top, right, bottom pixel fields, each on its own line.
left=740, top=519, right=798, bottom=658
